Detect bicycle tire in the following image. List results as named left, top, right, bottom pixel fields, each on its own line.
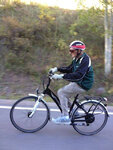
left=10, top=96, right=50, bottom=133
left=72, top=100, right=108, bottom=136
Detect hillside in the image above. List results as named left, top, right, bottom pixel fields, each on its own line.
left=0, top=2, right=113, bottom=103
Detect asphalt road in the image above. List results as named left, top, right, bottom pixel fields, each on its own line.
left=0, top=100, right=113, bottom=150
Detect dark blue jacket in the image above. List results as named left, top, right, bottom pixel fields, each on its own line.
left=58, top=53, right=94, bottom=91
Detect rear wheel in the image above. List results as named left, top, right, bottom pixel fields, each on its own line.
left=72, top=100, right=108, bottom=135
left=10, top=96, right=50, bottom=133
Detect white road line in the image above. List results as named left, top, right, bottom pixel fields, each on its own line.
left=0, top=105, right=60, bottom=112
left=0, top=106, right=11, bottom=109
left=0, top=105, right=113, bottom=115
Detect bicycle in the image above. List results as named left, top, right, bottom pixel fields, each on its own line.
left=10, top=72, right=109, bottom=136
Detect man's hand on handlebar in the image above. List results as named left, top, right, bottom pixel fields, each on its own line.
left=49, top=67, right=58, bottom=74
left=49, top=67, right=64, bottom=80
left=50, top=74, right=64, bottom=80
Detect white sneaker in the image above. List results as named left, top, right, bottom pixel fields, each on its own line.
left=52, top=116, right=71, bottom=125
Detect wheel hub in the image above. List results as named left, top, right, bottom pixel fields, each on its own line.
left=85, top=114, right=95, bottom=123
left=28, top=112, right=32, bottom=118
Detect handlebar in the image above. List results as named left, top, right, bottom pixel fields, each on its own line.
left=36, top=72, right=54, bottom=95
left=42, top=71, right=54, bottom=90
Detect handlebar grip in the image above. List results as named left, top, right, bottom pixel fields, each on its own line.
left=48, top=71, right=54, bottom=76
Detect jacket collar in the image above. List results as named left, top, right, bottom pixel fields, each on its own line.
left=74, top=53, right=86, bottom=62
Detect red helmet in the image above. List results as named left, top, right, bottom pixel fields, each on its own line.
left=69, top=41, right=86, bottom=50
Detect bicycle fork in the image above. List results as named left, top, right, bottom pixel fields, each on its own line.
left=28, top=94, right=44, bottom=118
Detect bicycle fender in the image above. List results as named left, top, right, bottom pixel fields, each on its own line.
left=81, top=100, right=109, bottom=117
left=28, top=94, right=38, bottom=98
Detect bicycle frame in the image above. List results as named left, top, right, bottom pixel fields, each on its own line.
left=40, top=76, right=109, bottom=122
left=43, top=87, right=94, bottom=124
left=42, top=77, right=88, bottom=117
left=43, top=86, right=62, bottom=112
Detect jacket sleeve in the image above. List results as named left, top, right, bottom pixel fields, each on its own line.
left=63, top=56, right=90, bottom=82
left=57, top=63, right=73, bottom=73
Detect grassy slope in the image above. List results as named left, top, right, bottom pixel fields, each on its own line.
left=0, top=2, right=113, bottom=103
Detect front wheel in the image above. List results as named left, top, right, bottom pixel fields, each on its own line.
left=72, top=100, right=108, bottom=136
left=10, top=96, right=50, bottom=133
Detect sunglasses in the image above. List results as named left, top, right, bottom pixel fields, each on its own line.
left=69, top=49, right=78, bottom=53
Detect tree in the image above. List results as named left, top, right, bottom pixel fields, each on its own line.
left=75, top=0, right=113, bottom=76
left=103, top=0, right=113, bottom=76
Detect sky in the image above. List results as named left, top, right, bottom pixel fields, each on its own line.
left=20, top=0, right=103, bottom=10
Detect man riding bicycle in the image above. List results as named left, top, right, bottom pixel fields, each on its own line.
left=50, top=40, right=94, bottom=124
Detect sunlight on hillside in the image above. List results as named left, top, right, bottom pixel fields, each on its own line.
left=17, top=0, right=103, bottom=9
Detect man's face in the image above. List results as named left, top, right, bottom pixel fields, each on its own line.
left=69, top=47, right=78, bottom=58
